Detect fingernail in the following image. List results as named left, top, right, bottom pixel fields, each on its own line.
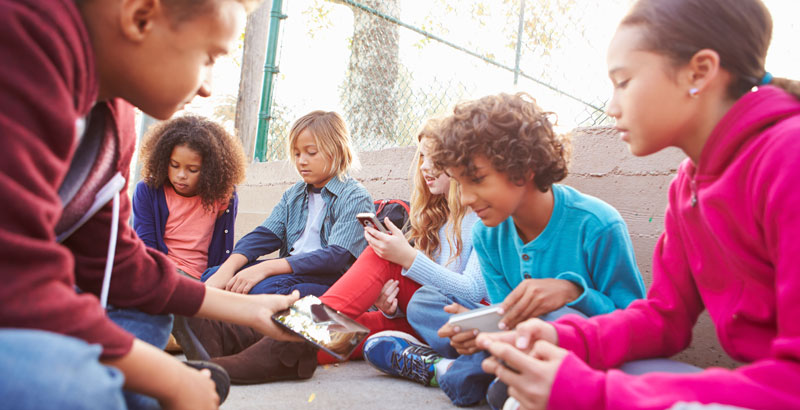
left=498, top=307, right=505, bottom=314
left=498, top=322, right=507, bottom=330
left=473, top=329, right=479, bottom=336
left=454, top=326, right=461, bottom=333
left=516, top=337, right=529, bottom=349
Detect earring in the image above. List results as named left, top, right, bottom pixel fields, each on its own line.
left=689, top=88, right=700, bottom=98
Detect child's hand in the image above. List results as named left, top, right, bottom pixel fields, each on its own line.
left=204, top=272, right=229, bottom=290
left=200, top=288, right=302, bottom=342
left=375, top=279, right=399, bottom=316
left=437, top=302, right=481, bottom=355
left=225, top=264, right=269, bottom=294
left=161, top=365, right=220, bottom=410
left=365, top=218, right=416, bottom=269
left=480, top=339, right=568, bottom=410
left=475, top=318, right=558, bottom=354
left=499, top=278, right=581, bottom=330
left=249, top=291, right=304, bottom=342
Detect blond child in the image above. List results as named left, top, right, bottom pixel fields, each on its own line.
left=203, top=111, right=373, bottom=296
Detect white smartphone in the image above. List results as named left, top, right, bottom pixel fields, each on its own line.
left=447, top=305, right=503, bottom=333
left=356, top=212, right=390, bottom=234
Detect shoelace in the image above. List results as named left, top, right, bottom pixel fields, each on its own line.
left=390, top=344, right=438, bottom=385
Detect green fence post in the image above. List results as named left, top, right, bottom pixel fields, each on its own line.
left=254, top=0, right=286, bottom=162
left=513, top=0, right=525, bottom=85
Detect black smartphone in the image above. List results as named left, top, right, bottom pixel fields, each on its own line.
left=272, top=295, right=370, bottom=361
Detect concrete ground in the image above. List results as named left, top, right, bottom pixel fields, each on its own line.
left=219, top=360, right=491, bottom=410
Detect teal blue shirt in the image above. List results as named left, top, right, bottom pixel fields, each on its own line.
left=472, top=184, right=645, bottom=316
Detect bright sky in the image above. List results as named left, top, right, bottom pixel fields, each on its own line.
left=172, top=0, right=800, bottom=140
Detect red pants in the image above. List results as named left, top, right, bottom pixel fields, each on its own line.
left=318, top=246, right=422, bottom=364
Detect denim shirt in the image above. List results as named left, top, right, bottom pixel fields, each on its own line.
left=237, top=175, right=373, bottom=262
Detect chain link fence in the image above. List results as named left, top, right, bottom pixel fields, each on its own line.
left=261, top=0, right=631, bottom=161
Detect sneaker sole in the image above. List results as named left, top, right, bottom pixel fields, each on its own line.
left=184, top=360, right=231, bottom=404
left=363, top=330, right=431, bottom=379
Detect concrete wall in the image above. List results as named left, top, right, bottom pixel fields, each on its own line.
left=236, top=126, right=738, bottom=369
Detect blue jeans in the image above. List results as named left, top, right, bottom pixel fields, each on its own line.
left=202, top=260, right=337, bottom=297
left=108, top=306, right=173, bottom=410
left=406, top=285, right=585, bottom=407
left=0, top=329, right=126, bottom=410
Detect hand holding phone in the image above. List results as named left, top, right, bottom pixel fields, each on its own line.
left=447, top=305, right=503, bottom=333
left=272, top=295, right=369, bottom=361
left=356, top=212, right=390, bottom=234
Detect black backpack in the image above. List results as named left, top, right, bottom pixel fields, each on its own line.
left=373, top=199, right=410, bottom=233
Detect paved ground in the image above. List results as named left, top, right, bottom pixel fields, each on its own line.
left=219, top=360, right=491, bottom=410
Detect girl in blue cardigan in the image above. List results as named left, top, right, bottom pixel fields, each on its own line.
left=133, top=115, right=247, bottom=279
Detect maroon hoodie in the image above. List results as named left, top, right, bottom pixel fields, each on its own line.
left=0, top=0, right=205, bottom=358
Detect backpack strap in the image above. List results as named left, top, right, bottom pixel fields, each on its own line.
left=56, top=103, right=120, bottom=242
left=374, top=199, right=410, bottom=215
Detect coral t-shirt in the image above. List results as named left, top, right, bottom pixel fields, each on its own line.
left=163, top=186, right=224, bottom=278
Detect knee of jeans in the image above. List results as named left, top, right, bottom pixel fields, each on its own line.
left=67, top=362, right=126, bottom=409
left=0, top=331, right=126, bottom=410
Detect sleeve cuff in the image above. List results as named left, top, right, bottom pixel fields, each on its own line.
left=162, top=275, right=207, bottom=316
left=549, top=352, right=606, bottom=409
left=380, top=307, right=406, bottom=319
left=284, top=254, right=303, bottom=274
left=553, top=321, right=589, bottom=360
left=402, top=250, right=434, bottom=278
left=557, top=271, right=590, bottom=310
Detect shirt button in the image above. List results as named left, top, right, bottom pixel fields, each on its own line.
left=522, top=254, right=530, bottom=261
left=226, top=209, right=230, bottom=213
left=224, top=229, right=229, bottom=234
left=226, top=250, right=231, bottom=254
left=523, top=272, right=531, bottom=279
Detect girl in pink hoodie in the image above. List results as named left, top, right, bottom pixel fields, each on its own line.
left=475, top=0, right=800, bottom=409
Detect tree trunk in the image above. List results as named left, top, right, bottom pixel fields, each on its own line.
left=340, top=0, right=400, bottom=147
left=235, top=1, right=271, bottom=162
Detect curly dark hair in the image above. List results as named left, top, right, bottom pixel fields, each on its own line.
left=139, top=115, right=247, bottom=211
left=429, top=92, right=571, bottom=193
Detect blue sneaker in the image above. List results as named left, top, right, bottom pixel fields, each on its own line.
left=363, top=331, right=442, bottom=386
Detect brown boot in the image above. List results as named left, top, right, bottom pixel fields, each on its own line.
left=211, top=337, right=318, bottom=385
left=172, top=315, right=264, bottom=360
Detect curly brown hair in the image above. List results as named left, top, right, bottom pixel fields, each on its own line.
left=139, top=115, right=246, bottom=211
left=429, top=92, right=571, bottom=192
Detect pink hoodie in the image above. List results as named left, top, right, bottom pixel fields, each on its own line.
left=549, top=86, right=800, bottom=409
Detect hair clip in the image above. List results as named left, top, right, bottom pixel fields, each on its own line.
left=760, top=72, right=773, bottom=85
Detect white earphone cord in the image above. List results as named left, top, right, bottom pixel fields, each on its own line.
left=100, top=191, right=120, bottom=309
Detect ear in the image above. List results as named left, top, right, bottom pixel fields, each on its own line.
left=119, top=0, right=162, bottom=42
left=685, top=49, right=721, bottom=94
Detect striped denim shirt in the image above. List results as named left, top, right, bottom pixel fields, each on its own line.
left=260, top=175, right=373, bottom=259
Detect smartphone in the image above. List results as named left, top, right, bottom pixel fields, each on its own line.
left=356, top=212, right=390, bottom=234
left=447, top=305, right=503, bottom=333
left=272, top=295, right=370, bottom=361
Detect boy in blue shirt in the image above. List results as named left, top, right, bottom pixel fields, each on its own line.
left=363, top=92, right=646, bottom=407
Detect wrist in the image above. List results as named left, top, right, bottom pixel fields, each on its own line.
left=400, top=247, right=417, bottom=270
left=562, top=279, right=582, bottom=303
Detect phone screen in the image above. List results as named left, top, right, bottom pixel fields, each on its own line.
left=272, top=296, right=369, bottom=361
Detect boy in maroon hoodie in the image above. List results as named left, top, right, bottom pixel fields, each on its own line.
left=0, top=1, right=302, bottom=409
